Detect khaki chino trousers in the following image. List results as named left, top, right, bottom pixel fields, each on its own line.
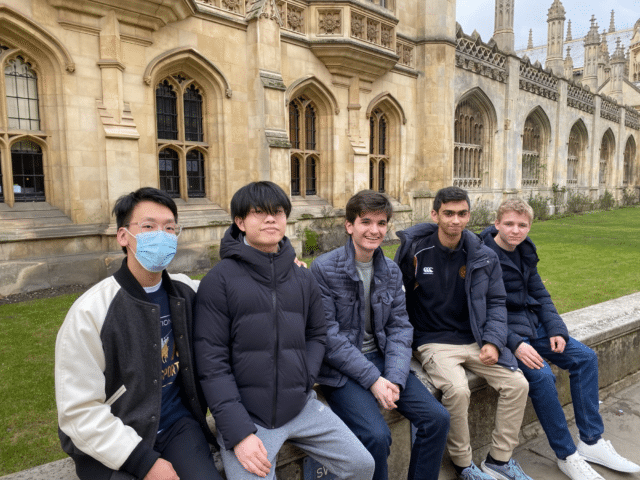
left=414, top=342, right=529, bottom=467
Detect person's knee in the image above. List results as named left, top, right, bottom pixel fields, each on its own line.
left=442, top=382, right=471, bottom=409
left=361, top=421, right=392, bottom=453
left=504, top=373, right=529, bottom=399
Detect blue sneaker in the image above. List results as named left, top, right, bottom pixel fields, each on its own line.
left=457, top=462, right=495, bottom=480
left=480, top=458, right=534, bottom=480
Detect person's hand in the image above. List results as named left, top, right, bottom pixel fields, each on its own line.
left=479, top=343, right=499, bottom=365
left=293, top=257, right=307, bottom=268
left=370, top=377, right=400, bottom=410
left=144, top=458, right=179, bottom=480
left=234, top=433, right=271, bottom=477
left=515, top=342, right=545, bottom=369
left=550, top=335, right=566, bottom=353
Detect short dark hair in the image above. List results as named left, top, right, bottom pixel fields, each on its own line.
left=433, top=186, right=470, bottom=212
left=230, top=181, right=292, bottom=220
left=345, top=190, right=393, bottom=224
left=112, top=187, right=178, bottom=254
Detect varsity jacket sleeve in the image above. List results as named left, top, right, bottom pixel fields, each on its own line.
left=478, top=256, right=509, bottom=350
left=381, top=262, right=413, bottom=389
left=310, top=260, right=382, bottom=390
left=194, top=268, right=257, bottom=450
left=55, top=279, right=159, bottom=477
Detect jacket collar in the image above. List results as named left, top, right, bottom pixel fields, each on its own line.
left=219, top=223, right=296, bottom=284
left=113, top=257, right=178, bottom=302
left=343, top=236, right=389, bottom=280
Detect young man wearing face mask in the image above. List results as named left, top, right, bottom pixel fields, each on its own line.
left=55, top=187, right=221, bottom=480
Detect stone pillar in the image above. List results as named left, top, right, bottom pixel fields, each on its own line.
left=545, top=0, right=565, bottom=76
left=245, top=0, right=290, bottom=192
left=411, top=0, right=456, bottom=198
left=96, top=11, right=141, bottom=214
left=493, top=0, right=514, bottom=52
left=583, top=16, right=600, bottom=92
left=502, top=54, right=523, bottom=192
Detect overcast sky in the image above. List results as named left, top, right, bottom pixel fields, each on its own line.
left=455, top=0, right=638, bottom=51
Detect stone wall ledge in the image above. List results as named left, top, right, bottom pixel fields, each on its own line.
left=2, top=293, right=640, bottom=480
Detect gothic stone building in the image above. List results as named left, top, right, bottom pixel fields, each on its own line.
left=0, top=0, right=638, bottom=295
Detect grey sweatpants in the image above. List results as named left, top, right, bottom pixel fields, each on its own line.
left=218, top=391, right=375, bottom=480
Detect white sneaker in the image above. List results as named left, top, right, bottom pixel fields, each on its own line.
left=577, top=438, right=640, bottom=473
left=558, top=452, right=604, bottom=480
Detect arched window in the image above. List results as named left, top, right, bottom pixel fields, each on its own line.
left=623, top=137, right=635, bottom=186
left=159, top=148, right=180, bottom=198
left=454, top=100, right=483, bottom=188
left=291, top=156, right=301, bottom=195
left=156, top=80, right=177, bottom=140
left=5, top=56, right=40, bottom=131
left=522, top=115, right=543, bottom=186
left=289, top=96, right=319, bottom=196
left=599, top=131, right=614, bottom=185
left=155, top=75, right=208, bottom=199
left=567, top=122, right=586, bottom=186
left=184, top=84, right=203, bottom=142
left=369, top=108, right=389, bottom=192
left=187, top=149, right=205, bottom=197
left=12, top=140, right=44, bottom=202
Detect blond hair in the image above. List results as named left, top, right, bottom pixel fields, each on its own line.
left=496, top=198, right=534, bottom=223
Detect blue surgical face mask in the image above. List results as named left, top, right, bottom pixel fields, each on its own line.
left=126, top=229, right=178, bottom=273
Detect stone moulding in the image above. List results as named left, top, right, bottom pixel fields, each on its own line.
left=260, top=70, right=287, bottom=90
left=519, top=59, right=559, bottom=100
left=455, top=33, right=507, bottom=83
left=600, top=97, right=621, bottom=123
left=567, top=83, right=595, bottom=114
left=265, top=129, right=292, bottom=148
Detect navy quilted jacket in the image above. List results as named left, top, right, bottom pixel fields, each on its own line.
left=310, top=237, right=413, bottom=390
left=480, top=226, right=569, bottom=352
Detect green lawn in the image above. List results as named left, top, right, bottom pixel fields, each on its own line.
left=1, top=206, right=639, bottom=475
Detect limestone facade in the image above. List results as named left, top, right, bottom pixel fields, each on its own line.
left=0, top=0, right=638, bottom=295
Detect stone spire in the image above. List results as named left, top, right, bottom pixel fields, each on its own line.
left=545, top=0, right=565, bottom=75
left=583, top=15, right=600, bottom=90
left=611, top=38, right=625, bottom=101
left=493, top=0, right=515, bottom=52
left=564, top=46, right=574, bottom=79
left=609, top=10, right=615, bottom=33
left=600, top=30, right=610, bottom=61
left=566, top=19, right=572, bottom=41
left=527, top=29, right=533, bottom=49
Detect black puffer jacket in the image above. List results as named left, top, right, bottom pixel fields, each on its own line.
left=480, top=226, right=569, bottom=352
left=194, top=224, right=326, bottom=450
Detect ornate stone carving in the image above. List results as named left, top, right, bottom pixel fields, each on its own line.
left=455, top=31, right=507, bottom=83
left=318, top=10, right=341, bottom=35
left=519, top=60, right=559, bottom=100
left=600, top=97, right=620, bottom=123
left=380, top=24, right=392, bottom=48
left=367, top=19, right=378, bottom=43
left=625, top=107, right=640, bottom=130
left=223, top=0, right=241, bottom=13
left=567, top=83, right=595, bottom=113
left=351, top=13, right=365, bottom=39
left=287, top=5, right=304, bottom=32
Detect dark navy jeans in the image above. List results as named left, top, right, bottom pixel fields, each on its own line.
left=321, top=352, right=450, bottom=480
left=520, top=323, right=604, bottom=459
